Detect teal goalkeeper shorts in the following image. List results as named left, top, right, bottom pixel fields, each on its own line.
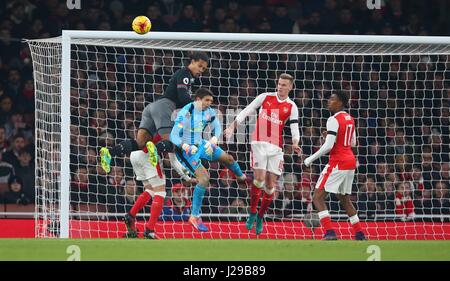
left=174, top=139, right=223, bottom=175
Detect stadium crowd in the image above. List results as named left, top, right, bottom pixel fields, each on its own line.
left=0, top=0, right=449, bottom=221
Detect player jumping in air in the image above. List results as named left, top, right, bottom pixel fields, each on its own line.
left=171, top=88, right=246, bottom=232
left=99, top=51, right=209, bottom=181
left=303, top=92, right=366, bottom=240
left=225, top=73, right=301, bottom=235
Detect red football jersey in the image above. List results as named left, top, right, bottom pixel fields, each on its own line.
left=252, top=93, right=297, bottom=148
left=327, top=111, right=357, bottom=170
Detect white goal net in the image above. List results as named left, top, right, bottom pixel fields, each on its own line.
left=28, top=32, right=450, bottom=239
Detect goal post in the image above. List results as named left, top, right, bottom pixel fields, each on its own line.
left=28, top=31, right=450, bottom=239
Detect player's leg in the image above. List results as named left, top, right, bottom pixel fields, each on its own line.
left=246, top=168, right=265, bottom=230
left=213, top=146, right=246, bottom=182
left=125, top=151, right=166, bottom=239
left=313, top=163, right=343, bottom=240
left=149, top=98, right=177, bottom=156
left=246, top=144, right=269, bottom=230
left=99, top=103, right=156, bottom=173
left=312, top=188, right=336, bottom=240
left=251, top=150, right=282, bottom=235
left=254, top=171, right=278, bottom=235
left=189, top=165, right=210, bottom=232
left=142, top=183, right=166, bottom=239
left=100, top=133, right=144, bottom=173
left=336, top=170, right=366, bottom=240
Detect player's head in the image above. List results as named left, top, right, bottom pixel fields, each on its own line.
left=276, top=73, right=294, bottom=98
left=194, top=88, right=213, bottom=110
left=188, top=51, right=209, bottom=78
left=328, top=91, right=348, bottom=113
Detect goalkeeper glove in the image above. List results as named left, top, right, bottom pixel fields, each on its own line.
left=209, top=136, right=218, bottom=145
left=182, top=143, right=198, bottom=155
left=204, top=137, right=218, bottom=156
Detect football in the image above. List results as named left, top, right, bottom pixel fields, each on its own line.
left=132, top=16, right=151, bottom=34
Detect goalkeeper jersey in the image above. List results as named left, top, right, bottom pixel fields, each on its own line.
left=170, top=102, right=221, bottom=147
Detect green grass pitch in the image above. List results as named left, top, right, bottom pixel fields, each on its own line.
left=1, top=239, right=449, bottom=261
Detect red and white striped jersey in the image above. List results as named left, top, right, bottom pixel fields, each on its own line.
left=327, top=111, right=357, bottom=170
left=236, top=92, right=299, bottom=149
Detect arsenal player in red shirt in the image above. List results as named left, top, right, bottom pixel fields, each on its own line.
left=304, top=92, right=366, bottom=240
left=225, top=73, right=301, bottom=235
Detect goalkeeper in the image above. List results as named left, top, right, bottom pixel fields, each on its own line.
left=170, top=88, right=246, bottom=232
left=99, top=51, right=209, bottom=182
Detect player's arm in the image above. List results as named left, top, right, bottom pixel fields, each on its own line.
left=210, top=109, right=221, bottom=144
left=225, top=93, right=266, bottom=137
left=176, top=71, right=193, bottom=106
left=170, top=107, right=188, bottom=148
left=203, top=109, right=221, bottom=155
left=351, top=128, right=359, bottom=167
left=170, top=106, right=198, bottom=154
left=289, top=103, right=301, bottom=155
left=304, top=117, right=338, bottom=167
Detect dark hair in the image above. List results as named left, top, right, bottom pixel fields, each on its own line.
left=190, top=51, right=209, bottom=63
left=194, top=88, right=213, bottom=100
left=334, top=91, right=349, bottom=107
left=9, top=175, right=23, bottom=186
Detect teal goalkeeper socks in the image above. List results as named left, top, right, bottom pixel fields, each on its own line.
left=192, top=184, right=206, bottom=217
left=227, top=161, right=244, bottom=177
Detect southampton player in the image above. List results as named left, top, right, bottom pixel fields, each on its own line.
left=171, top=88, right=246, bottom=232
left=225, top=73, right=301, bottom=235
left=99, top=51, right=209, bottom=180
left=303, top=92, right=366, bottom=240
left=123, top=150, right=166, bottom=239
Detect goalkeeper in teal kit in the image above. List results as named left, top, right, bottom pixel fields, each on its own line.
left=171, top=88, right=246, bottom=232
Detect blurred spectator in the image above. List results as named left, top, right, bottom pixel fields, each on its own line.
left=357, top=177, right=378, bottom=220
left=207, top=168, right=240, bottom=213
left=0, top=126, right=8, bottom=153
left=409, top=165, right=425, bottom=197
left=270, top=4, right=294, bottom=33
left=161, top=183, right=191, bottom=221
left=70, top=166, right=90, bottom=204
left=4, top=112, right=32, bottom=140
left=146, top=4, right=169, bottom=31
left=395, top=182, right=416, bottom=221
left=3, top=175, right=30, bottom=205
left=2, top=134, right=26, bottom=169
left=5, top=68, right=22, bottom=100
left=432, top=181, right=450, bottom=215
left=212, top=7, right=227, bottom=32
left=14, top=149, right=34, bottom=202
left=296, top=167, right=314, bottom=213
left=221, top=17, right=239, bottom=33
left=0, top=151, right=15, bottom=198
left=222, top=198, right=248, bottom=217
left=173, top=4, right=202, bottom=32
left=336, top=8, right=357, bottom=34
left=274, top=173, right=302, bottom=217
left=123, top=178, right=138, bottom=207
left=300, top=11, right=324, bottom=34
left=0, top=96, right=13, bottom=125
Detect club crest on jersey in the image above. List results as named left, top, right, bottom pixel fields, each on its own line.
left=183, top=77, right=189, bottom=85
left=283, top=107, right=289, bottom=113
left=205, top=113, right=210, bottom=121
